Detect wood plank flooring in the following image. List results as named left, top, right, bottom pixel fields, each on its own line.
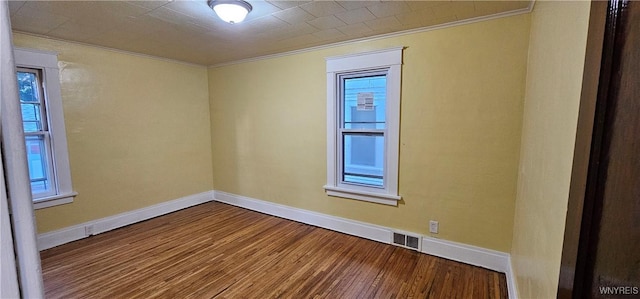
left=40, top=202, right=508, bottom=298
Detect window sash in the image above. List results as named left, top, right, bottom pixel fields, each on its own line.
left=340, top=131, right=385, bottom=187
left=337, top=71, right=388, bottom=189
left=339, top=70, right=388, bottom=128
left=17, top=68, right=49, bottom=132
left=25, top=132, right=57, bottom=198
left=17, top=68, right=57, bottom=198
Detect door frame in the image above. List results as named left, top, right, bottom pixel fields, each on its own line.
left=557, top=0, right=629, bottom=297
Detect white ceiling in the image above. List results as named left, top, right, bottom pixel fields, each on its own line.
left=9, top=0, right=531, bottom=66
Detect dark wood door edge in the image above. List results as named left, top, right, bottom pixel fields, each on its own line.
left=557, top=1, right=627, bottom=298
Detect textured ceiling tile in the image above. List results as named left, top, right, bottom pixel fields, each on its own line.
left=8, top=1, right=26, bottom=16
left=254, top=30, right=293, bottom=41
left=177, top=21, right=212, bottom=34
left=190, top=13, right=233, bottom=29
left=240, top=1, right=282, bottom=22
left=406, top=1, right=450, bottom=11
left=122, top=15, right=169, bottom=36
left=33, top=1, right=149, bottom=34
left=366, top=1, right=412, bottom=18
left=147, top=7, right=197, bottom=26
left=498, top=1, right=531, bottom=11
left=307, top=15, right=347, bottom=30
left=429, top=2, right=459, bottom=19
left=143, top=25, right=192, bottom=45
left=70, top=11, right=134, bottom=33
left=277, top=33, right=322, bottom=50
left=286, top=21, right=321, bottom=35
left=272, top=6, right=316, bottom=24
left=336, top=1, right=381, bottom=11
left=162, top=0, right=216, bottom=20
left=364, top=15, right=402, bottom=32
left=420, top=14, right=458, bottom=28
left=336, top=22, right=373, bottom=36
left=165, top=32, right=212, bottom=48
left=312, top=28, right=346, bottom=41
left=85, top=27, right=143, bottom=47
left=267, top=0, right=311, bottom=10
left=10, top=7, right=69, bottom=35
left=92, top=1, right=150, bottom=18
left=127, top=1, right=172, bottom=10
left=334, top=7, right=377, bottom=25
left=299, top=1, right=346, bottom=17
left=121, top=38, right=180, bottom=57
left=472, top=1, right=500, bottom=15
left=20, top=1, right=92, bottom=19
left=200, top=28, right=239, bottom=41
left=46, top=20, right=104, bottom=42
left=396, top=10, right=434, bottom=26
left=452, top=1, right=481, bottom=20
left=241, top=15, right=290, bottom=33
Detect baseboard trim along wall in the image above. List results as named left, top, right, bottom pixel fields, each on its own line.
left=36, top=189, right=518, bottom=298
left=507, top=256, right=519, bottom=299
left=36, top=191, right=214, bottom=251
left=213, top=191, right=392, bottom=244
left=213, top=190, right=518, bottom=299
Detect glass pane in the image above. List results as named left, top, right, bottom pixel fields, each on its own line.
left=343, top=133, right=384, bottom=187
left=17, top=71, right=39, bottom=103
left=21, top=103, right=42, bottom=132
left=25, top=135, right=51, bottom=194
left=343, top=75, right=387, bottom=129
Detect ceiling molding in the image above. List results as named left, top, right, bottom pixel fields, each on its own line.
left=209, top=4, right=534, bottom=68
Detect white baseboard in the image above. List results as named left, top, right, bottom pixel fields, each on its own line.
left=37, top=191, right=214, bottom=250
left=420, top=236, right=518, bottom=299
left=213, top=191, right=391, bottom=244
left=37, top=189, right=518, bottom=298
left=420, top=236, right=510, bottom=272
left=213, top=190, right=516, bottom=298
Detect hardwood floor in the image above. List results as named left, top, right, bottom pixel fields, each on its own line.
left=40, top=202, right=508, bottom=298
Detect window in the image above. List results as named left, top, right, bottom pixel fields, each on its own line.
left=17, top=68, right=56, bottom=197
left=324, top=47, right=403, bottom=205
left=14, top=48, right=76, bottom=209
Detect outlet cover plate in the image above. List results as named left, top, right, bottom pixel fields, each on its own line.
left=429, top=220, right=439, bottom=234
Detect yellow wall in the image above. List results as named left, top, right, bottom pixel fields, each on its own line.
left=510, top=1, right=591, bottom=298
left=12, top=33, right=214, bottom=233
left=209, top=14, right=530, bottom=252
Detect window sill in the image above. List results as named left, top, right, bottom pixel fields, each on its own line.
left=33, top=192, right=77, bottom=209
left=323, top=185, right=400, bottom=206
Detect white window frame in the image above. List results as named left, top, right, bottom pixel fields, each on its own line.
left=17, top=67, right=58, bottom=199
left=14, top=47, right=76, bottom=209
left=324, top=47, right=403, bottom=206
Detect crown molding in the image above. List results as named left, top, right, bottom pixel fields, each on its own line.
left=209, top=4, right=534, bottom=68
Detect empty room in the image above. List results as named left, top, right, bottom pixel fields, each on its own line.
left=3, top=0, right=638, bottom=298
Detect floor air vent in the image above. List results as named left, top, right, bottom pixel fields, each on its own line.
left=392, top=232, right=421, bottom=251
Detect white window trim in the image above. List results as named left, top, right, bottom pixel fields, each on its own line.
left=324, top=47, right=403, bottom=206
left=14, top=47, right=76, bottom=209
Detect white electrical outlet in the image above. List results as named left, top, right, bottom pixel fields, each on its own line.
left=429, top=220, right=439, bottom=234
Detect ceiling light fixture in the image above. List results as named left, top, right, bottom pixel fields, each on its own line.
left=208, top=0, right=252, bottom=24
